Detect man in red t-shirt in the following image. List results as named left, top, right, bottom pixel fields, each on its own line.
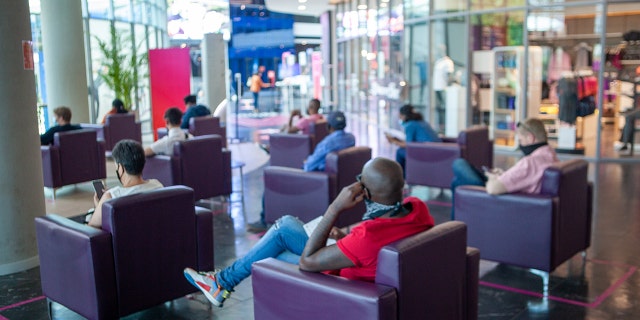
left=184, top=157, right=435, bottom=307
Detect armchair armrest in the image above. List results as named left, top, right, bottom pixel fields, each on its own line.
left=41, top=145, right=61, bottom=188
left=264, top=166, right=331, bottom=224
left=221, top=149, right=232, bottom=196
left=455, top=186, right=556, bottom=271
left=465, top=247, right=480, bottom=320
left=142, top=155, right=177, bottom=187
left=252, top=258, right=397, bottom=320
left=269, top=133, right=312, bottom=169
left=195, top=206, right=214, bottom=271
left=35, top=214, right=117, bottom=320
left=405, top=141, right=460, bottom=188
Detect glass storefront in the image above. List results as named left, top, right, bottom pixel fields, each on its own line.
left=30, top=0, right=167, bottom=131
left=336, top=0, right=640, bottom=162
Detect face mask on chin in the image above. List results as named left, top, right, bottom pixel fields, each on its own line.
left=519, top=142, right=547, bottom=156
left=362, top=199, right=406, bottom=220
left=115, top=164, right=123, bottom=185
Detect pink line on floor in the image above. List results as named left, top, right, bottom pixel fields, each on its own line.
left=480, top=265, right=638, bottom=308
left=0, top=295, right=45, bottom=312
left=425, top=200, right=452, bottom=207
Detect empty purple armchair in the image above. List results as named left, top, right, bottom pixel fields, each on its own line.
left=81, top=113, right=141, bottom=153
left=189, top=116, right=227, bottom=147
left=252, top=221, right=479, bottom=320
left=269, top=121, right=329, bottom=168
left=35, top=186, right=214, bottom=320
left=454, top=159, right=592, bottom=272
left=264, top=146, right=372, bottom=227
left=41, top=129, right=106, bottom=197
left=406, top=126, right=493, bottom=189
left=142, top=134, right=231, bottom=200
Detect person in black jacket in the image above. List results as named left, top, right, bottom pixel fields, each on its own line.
left=40, top=106, right=82, bottom=145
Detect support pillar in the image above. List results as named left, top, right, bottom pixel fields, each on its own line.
left=0, top=0, right=46, bottom=275
left=202, top=33, right=228, bottom=112
left=41, top=0, right=90, bottom=123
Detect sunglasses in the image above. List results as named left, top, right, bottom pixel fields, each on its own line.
left=356, top=174, right=371, bottom=199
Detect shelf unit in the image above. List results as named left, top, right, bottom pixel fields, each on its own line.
left=489, top=46, right=543, bottom=149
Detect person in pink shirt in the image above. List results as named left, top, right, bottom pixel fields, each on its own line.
left=450, top=118, right=558, bottom=218
left=283, top=98, right=325, bottom=134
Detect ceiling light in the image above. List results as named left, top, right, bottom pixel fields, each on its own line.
left=380, top=3, right=387, bottom=7
left=381, top=0, right=390, bottom=2
left=298, top=5, right=306, bottom=10
left=299, top=0, right=307, bottom=2
left=357, top=4, right=367, bottom=10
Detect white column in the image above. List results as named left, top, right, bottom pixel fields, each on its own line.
left=202, top=33, right=228, bottom=112
left=41, top=0, right=90, bottom=123
left=0, top=0, right=46, bottom=275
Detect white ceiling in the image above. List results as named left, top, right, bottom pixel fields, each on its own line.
left=265, top=0, right=334, bottom=17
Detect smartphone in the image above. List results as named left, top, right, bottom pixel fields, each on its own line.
left=92, top=180, right=105, bottom=199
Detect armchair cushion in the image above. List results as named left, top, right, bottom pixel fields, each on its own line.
left=268, top=133, right=312, bottom=168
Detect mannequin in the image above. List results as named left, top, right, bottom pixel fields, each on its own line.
left=433, top=44, right=453, bottom=132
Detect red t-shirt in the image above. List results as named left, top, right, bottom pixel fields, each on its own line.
left=334, top=196, right=435, bottom=282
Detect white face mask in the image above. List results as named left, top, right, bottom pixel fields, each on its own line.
left=398, top=119, right=404, bottom=126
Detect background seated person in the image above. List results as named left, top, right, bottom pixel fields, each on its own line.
left=283, top=98, right=325, bottom=134
left=144, top=108, right=186, bottom=157
left=181, top=94, right=211, bottom=130
left=303, top=110, right=355, bottom=172
left=40, top=106, right=82, bottom=145
left=88, top=140, right=163, bottom=228
left=386, top=104, right=441, bottom=176
left=450, top=118, right=558, bottom=218
left=184, top=157, right=435, bottom=307
left=101, top=98, right=128, bottom=124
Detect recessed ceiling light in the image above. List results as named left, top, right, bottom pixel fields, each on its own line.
left=380, top=3, right=387, bottom=7
left=357, top=4, right=367, bottom=10
left=298, top=5, right=306, bottom=10
left=299, top=0, right=307, bottom=3
left=381, top=0, right=390, bottom=2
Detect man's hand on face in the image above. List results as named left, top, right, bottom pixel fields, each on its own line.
left=331, top=182, right=366, bottom=214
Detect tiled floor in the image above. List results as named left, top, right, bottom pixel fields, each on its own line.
left=2, top=112, right=640, bottom=319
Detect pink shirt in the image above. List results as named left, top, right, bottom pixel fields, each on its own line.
left=498, top=145, right=558, bottom=194
left=295, top=114, right=325, bottom=134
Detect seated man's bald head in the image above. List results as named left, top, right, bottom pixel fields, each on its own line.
left=361, top=157, right=405, bottom=205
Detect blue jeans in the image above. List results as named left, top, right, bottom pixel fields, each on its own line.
left=217, top=215, right=308, bottom=290
left=450, top=158, right=486, bottom=220
left=253, top=92, right=259, bottom=110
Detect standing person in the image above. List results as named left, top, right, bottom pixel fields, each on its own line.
left=40, top=106, right=82, bottom=145
left=184, top=157, right=435, bottom=307
left=450, top=118, right=558, bottom=219
left=248, top=111, right=356, bottom=232
left=386, top=104, right=441, bottom=176
left=88, top=140, right=163, bottom=228
left=181, top=95, right=211, bottom=130
left=283, top=98, right=325, bottom=134
left=249, top=72, right=270, bottom=112
left=101, top=98, right=128, bottom=124
left=144, top=108, right=187, bottom=157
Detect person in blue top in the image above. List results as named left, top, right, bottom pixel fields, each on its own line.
left=303, top=111, right=356, bottom=171
left=247, top=111, right=356, bottom=232
left=181, top=94, right=211, bottom=129
left=386, top=104, right=441, bottom=176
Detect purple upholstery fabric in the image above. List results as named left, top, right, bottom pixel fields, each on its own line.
left=82, top=113, right=141, bottom=151
left=142, top=135, right=231, bottom=200
left=264, top=146, right=371, bottom=227
left=269, top=133, right=313, bottom=168
left=41, top=130, right=106, bottom=189
left=35, top=186, right=213, bottom=320
left=252, top=221, right=479, bottom=320
left=310, top=121, right=329, bottom=149
left=189, top=116, right=227, bottom=147
left=405, top=126, right=492, bottom=189
left=455, top=159, right=591, bottom=272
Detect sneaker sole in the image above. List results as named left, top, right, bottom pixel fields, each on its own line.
left=184, top=270, right=223, bottom=307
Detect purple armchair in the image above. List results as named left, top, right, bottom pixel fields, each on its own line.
left=81, top=113, right=142, bottom=153
left=41, top=129, right=106, bottom=198
left=252, top=221, right=479, bottom=320
left=406, top=126, right=493, bottom=189
left=454, top=159, right=592, bottom=272
left=142, top=134, right=231, bottom=200
left=264, top=146, right=372, bottom=227
left=269, top=121, right=329, bottom=168
left=35, top=186, right=214, bottom=320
